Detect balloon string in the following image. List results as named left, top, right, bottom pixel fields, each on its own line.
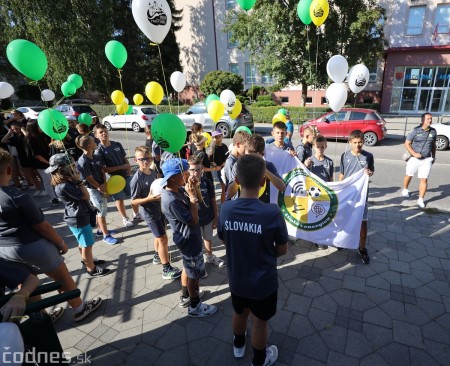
left=313, top=29, right=320, bottom=125
left=157, top=44, right=172, bottom=114
left=117, top=68, right=130, bottom=157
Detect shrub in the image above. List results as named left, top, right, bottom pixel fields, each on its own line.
left=200, top=71, right=243, bottom=95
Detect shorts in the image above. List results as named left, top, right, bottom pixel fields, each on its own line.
left=0, top=238, right=64, bottom=274
left=200, top=220, right=213, bottom=241
left=231, top=290, right=277, bottom=321
left=181, top=252, right=206, bottom=280
left=406, top=157, right=433, bottom=179
left=69, top=224, right=95, bottom=248
left=88, top=188, right=108, bottom=217
left=145, top=217, right=166, bottom=238
left=110, top=175, right=132, bottom=201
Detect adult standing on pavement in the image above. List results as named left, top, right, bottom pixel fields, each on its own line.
left=401, top=113, right=437, bottom=208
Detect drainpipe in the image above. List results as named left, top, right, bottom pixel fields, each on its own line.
left=211, top=0, right=219, bottom=70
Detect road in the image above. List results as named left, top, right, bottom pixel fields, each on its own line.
left=107, top=123, right=450, bottom=213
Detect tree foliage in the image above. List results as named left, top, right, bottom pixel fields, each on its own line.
left=200, top=71, right=244, bottom=95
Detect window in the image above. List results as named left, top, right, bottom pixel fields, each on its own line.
left=245, top=63, right=256, bottom=83
left=349, top=111, right=367, bottom=120
left=280, top=96, right=289, bottom=104
left=190, top=105, right=206, bottom=114
left=227, top=31, right=239, bottom=48
left=406, top=6, right=426, bottom=35
left=321, top=97, right=328, bottom=104
left=436, top=4, right=450, bottom=33
left=369, top=67, right=377, bottom=83
left=305, top=97, right=313, bottom=104
left=229, top=63, right=239, bottom=75
left=262, top=73, right=273, bottom=84
left=226, top=0, right=236, bottom=10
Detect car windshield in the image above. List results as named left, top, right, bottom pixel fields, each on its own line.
left=32, top=107, right=47, bottom=112
left=141, top=108, right=158, bottom=115
left=72, top=106, right=93, bottom=113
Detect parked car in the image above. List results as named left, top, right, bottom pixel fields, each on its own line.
left=177, top=102, right=254, bottom=138
left=299, top=108, right=387, bottom=146
left=54, top=104, right=99, bottom=126
left=433, top=121, right=450, bottom=150
left=16, top=106, right=47, bottom=120
left=102, top=106, right=159, bottom=132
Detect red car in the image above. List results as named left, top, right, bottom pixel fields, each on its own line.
left=299, top=108, right=387, bottom=146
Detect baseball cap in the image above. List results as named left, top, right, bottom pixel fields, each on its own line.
left=211, top=129, right=222, bottom=137
left=160, top=158, right=189, bottom=187
left=45, top=153, right=74, bottom=174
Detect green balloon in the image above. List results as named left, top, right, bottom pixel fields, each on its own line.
left=236, top=0, right=256, bottom=11
left=126, top=105, right=133, bottom=115
left=38, top=109, right=68, bottom=140
left=78, top=113, right=92, bottom=126
left=235, top=126, right=252, bottom=135
left=61, top=81, right=76, bottom=97
left=151, top=114, right=187, bottom=153
left=277, top=108, right=287, bottom=116
left=205, top=94, right=220, bottom=108
left=6, top=39, right=48, bottom=81
left=68, top=74, right=83, bottom=89
left=105, top=40, right=128, bottom=69
left=297, top=0, right=313, bottom=25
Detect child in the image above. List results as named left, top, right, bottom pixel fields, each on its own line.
left=191, top=133, right=217, bottom=184
left=160, top=158, right=217, bottom=317
left=285, top=111, right=294, bottom=142
left=76, top=135, right=118, bottom=245
left=218, top=154, right=288, bottom=365
left=76, top=123, right=99, bottom=145
left=186, top=122, right=204, bottom=157
left=339, top=130, right=374, bottom=264
left=209, top=129, right=228, bottom=203
left=48, top=153, right=111, bottom=278
left=296, top=125, right=317, bottom=168
left=187, top=155, right=224, bottom=268
left=267, top=121, right=295, bottom=154
left=130, top=146, right=181, bottom=280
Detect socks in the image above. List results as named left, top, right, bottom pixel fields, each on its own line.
left=72, top=302, right=85, bottom=313
left=181, top=286, right=189, bottom=298
left=252, top=347, right=266, bottom=366
left=190, top=296, right=200, bottom=308
left=233, top=333, right=246, bottom=348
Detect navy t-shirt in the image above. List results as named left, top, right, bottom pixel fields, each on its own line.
left=406, top=126, right=437, bottom=158
left=296, top=141, right=313, bottom=163
left=218, top=198, right=288, bottom=299
left=55, top=183, right=90, bottom=228
left=198, top=177, right=215, bottom=226
left=77, top=154, right=105, bottom=188
left=130, top=169, right=162, bottom=222
left=95, top=141, right=128, bottom=177
left=310, top=155, right=334, bottom=182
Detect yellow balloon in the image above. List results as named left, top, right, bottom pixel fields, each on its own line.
left=238, top=180, right=266, bottom=198
left=116, top=101, right=128, bottom=115
left=133, top=93, right=144, bottom=106
left=272, top=113, right=287, bottom=124
left=111, top=90, right=125, bottom=106
left=310, top=0, right=330, bottom=27
left=229, top=99, right=242, bottom=119
left=106, top=175, right=126, bottom=195
left=207, top=100, right=225, bottom=123
left=202, top=132, right=212, bottom=148
left=145, top=81, right=164, bottom=105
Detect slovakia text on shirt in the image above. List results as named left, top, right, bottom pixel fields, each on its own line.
left=224, top=221, right=262, bottom=234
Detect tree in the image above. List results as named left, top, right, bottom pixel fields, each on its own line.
left=225, top=0, right=386, bottom=105
left=200, top=71, right=243, bottom=96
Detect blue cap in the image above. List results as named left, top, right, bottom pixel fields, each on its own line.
left=160, top=158, right=189, bottom=187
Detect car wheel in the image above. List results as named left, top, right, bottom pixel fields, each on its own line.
left=103, top=121, right=112, bottom=131
left=132, top=122, right=142, bottom=133
left=436, top=135, right=449, bottom=151
left=216, top=122, right=231, bottom=138
left=363, top=131, right=378, bottom=146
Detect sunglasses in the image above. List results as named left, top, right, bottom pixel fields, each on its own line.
left=136, top=157, right=152, bottom=162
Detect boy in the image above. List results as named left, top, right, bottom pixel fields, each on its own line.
left=296, top=126, right=317, bottom=168
left=209, top=129, right=228, bottom=203
left=131, top=146, right=181, bottom=280
left=187, top=155, right=224, bottom=268
left=160, top=158, right=217, bottom=317
left=267, top=121, right=296, bottom=155
left=285, top=111, right=294, bottom=142
left=218, top=154, right=288, bottom=366
left=339, top=130, right=374, bottom=264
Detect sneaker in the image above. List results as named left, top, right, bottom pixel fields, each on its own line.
left=336, top=247, right=345, bottom=251
left=132, top=212, right=142, bottom=221
left=205, top=254, right=225, bottom=267
left=152, top=253, right=161, bottom=265
left=81, top=258, right=106, bottom=268
left=49, top=307, right=64, bottom=323
left=233, top=333, right=246, bottom=358
left=51, top=198, right=60, bottom=205
left=179, top=289, right=205, bottom=308
left=123, top=217, right=134, bottom=227
left=358, top=248, right=370, bottom=264
left=401, top=189, right=410, bottom=198
left=417, top=198, right=425, bottom=208
left=96, top=229, right=117, bottom=237
left=253, top=345, right=278, bottom=366
left=85, top=266, right=112, bottom=278
left=103, top=234, right=118, bottom=245
left=73, top=297, right=103, bottom=322
left=188, top=302, right=217, bottom=317
left=162, top=266, right=182, bottom=280
left=314, top=244, right=328, bottom=250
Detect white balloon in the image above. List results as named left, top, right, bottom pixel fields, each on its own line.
left=220, top=89, right=236, bottom=112
left=170, top=71, right=186, bottom=92
left=325, top=83, right=348, bottom=112
left=348, top=64, right=370, bottom=93
left=0, top=82, right=14, bottom=99
left=0, top=323, right=24, bottom=364
left=326, top=55, right=348, bottom=83
left=132, top=0, right=172, bottom=44
left=41, top=89, right=55, bottom=102
left=152, top=178, right=164, bottom=194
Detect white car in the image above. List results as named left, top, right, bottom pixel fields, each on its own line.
left=102, top=106, right=159, bottom=132
left=433, top=121, right=450, bottom=150
left=16, top=106, right=47, bottom=120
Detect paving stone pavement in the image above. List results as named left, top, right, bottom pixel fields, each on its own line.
left=32, top=186, right=450, bottom=366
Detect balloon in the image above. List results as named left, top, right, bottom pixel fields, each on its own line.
left=207, top=100, right=225, bottom=123
left=170, top=71, right=186, bottom=92
left=67, top=74, right=83, bottom=89
left=277, top=108, right=287, bottom=116
left=202, top=132, right=212, bottom=148
left=145, top=81, right=164, bottom=105
left=150, top=178, right=164, bottom=195
left=111, top=90, right=125, bottom=105
left=105, top=40, right=128, bottom=69
left=0, top=82, right=14, bottom=99
left=0, top=323, right=24, bottom=360
left=327, top=55, right=349, bottom=83
left=272, top=113, right=287, bottom=124
left=132, top=0, right=172, bottom=44
left=235, top=126, right=252, bottom=135
left=205, top=94, right=220, bottom=107
left=116, top=101, right=129, bottom=115
left=326, top=83, right=348, bottom=112
left=236, top=0, right=256, bottom=11
left=78, top=113, right=92, bottom=126
left=229, top=99, right=243, bottom=119
left=259, top=180, right=266, bottom=198
left=41, top=89, right=55, bottom=102
left=297, top=0, right=313, bottom=25
left=107, top=175, right=126, bottom=195
left=348, top=64, right=370, bottom=93
left=61, top=81, right=76, bottom=97
left=220, top=89, right=237, bottom=112
left=124, top=98, right=129, bottom=105
left=133, top=93, right=144, bottom=105
left=6, top=39, right=48, bottom=81
left=38, top=109, right=68, bottom=140
left=151, top=114, right=187, bottom=153
left=310, top=0, right=329, bottom=27
left=126, top=105, right=134, bottom=115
